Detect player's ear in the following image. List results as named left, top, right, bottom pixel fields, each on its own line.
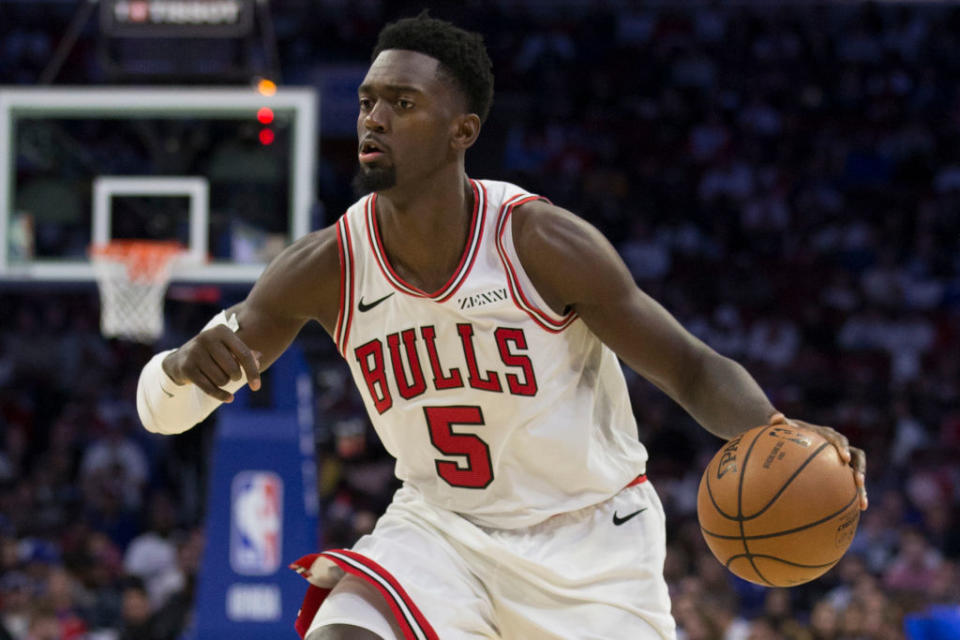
left=451, top=113, right=481, bottom=151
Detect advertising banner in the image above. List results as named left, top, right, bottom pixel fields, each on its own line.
left=193, top=346, right=318, bottom=639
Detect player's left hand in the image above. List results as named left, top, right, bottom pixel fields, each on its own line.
left=769, top=413, right=867, bottom=511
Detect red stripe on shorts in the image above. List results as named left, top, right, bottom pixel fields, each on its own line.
left=290, top=550, right=439, bottom=640
left=625, top=474, right=648, bottom=488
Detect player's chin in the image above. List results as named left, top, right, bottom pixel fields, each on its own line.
left=352, top=165, right=397, bottom=196
left=358, top=159, right=394, bottom=174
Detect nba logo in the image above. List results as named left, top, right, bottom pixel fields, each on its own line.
left=230, top=471, right=283, bottom=575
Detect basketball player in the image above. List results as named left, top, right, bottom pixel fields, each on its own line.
left=136, top=15, right=868, bottom=640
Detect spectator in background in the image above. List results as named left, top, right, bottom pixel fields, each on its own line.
left=807, top=600, right=839, bottom=640
left=43, top=567, right=86, bottom=640
left=0, top=573, right=32, bottom=640
left=701, top=590, right=751, bottom=640
left=146, top=528, right=205, bottom=640
left=746, top=617, right=784, bottom=640
left=674, top=588, right=722, bottom=640
left=885, top=527, right=944, bottom=594
left=762, top=589, right=810, bottom=640
left=116, top=578, right=154, bottom=640
left=79, top=418, right=149, bottom=513
left=123, top=492, right=183, bottom=611
left=23, top=604, right=59, bottom=640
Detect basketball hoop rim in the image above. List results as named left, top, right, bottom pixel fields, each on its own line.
left=90, top=239, right=186, bottom=257
left=90, top=239, right=187, bottom=283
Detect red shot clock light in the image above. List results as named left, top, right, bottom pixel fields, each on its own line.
left=257, top=107, right=274, bottom=125
left=254, top=79, right=277, bottom=145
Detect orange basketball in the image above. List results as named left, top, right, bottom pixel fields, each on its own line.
left=697, top=423, right=860, bottom=587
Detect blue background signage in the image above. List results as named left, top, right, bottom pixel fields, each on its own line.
left=192, top=346, right=318, bottom=639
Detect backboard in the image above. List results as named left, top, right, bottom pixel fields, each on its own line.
left=0, top=86, right=318, bottom=283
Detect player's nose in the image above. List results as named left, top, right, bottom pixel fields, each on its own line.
left=363, top=102, right=389, bottom=133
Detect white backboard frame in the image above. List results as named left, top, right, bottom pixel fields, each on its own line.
left=0, top=86, right=318, bottom=283
left=93, top=175, right=209, bottom=266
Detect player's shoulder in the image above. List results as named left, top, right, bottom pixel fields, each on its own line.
left=251, top=224, right=340, bottom=310
left=500, top=194, right=607, bottom=315
left=473, top=178, right=538, bottom=206
left=471, top=177, right=573, bottom=234
left=271, top=225, right=339, bottom=275
left=510, top=196, right=591, bottom=257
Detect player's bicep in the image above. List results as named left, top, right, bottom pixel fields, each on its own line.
left=577, top=277, right=710, bottom=399
left=233, top=228, right=340, bottom=370
left=514, top=202, right=708, bottom=398
left=231, top=295, right=305, bottom=372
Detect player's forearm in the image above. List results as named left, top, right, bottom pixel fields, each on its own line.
left=136, top=311, right=249, bottom=434
left=678, top=350, right=778, bottom=440
left=136, top=350, right=232, bottom=434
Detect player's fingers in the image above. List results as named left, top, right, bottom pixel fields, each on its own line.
left=848, top=445, right=866, bottom=474
left=821, top=429, right=851, bottom=464
left=209, top=341, right=244, bottom=381
left=770, top=413, right=800, bottom=428
left=849, top=446, right=868, bottom=510
left=222, top=333, right=262, bottom=391
left=199, top=350, right=233, bottom=388
left=183, top=362, right=234, bottom=402
left=198, top=368, right=235, bottom=403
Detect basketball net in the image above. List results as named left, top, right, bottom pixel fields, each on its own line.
left=90, top=240, right=185, bottom=343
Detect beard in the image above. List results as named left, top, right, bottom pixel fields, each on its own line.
left=352, top=164, right=397, bottom=197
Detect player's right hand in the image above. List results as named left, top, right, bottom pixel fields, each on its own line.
left=161, top=325, right=262, bottom=402
left=769, top=413, right=868, bottom=511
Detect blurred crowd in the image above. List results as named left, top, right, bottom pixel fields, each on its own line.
left=2, top=1, right=960, bottom=639
left=0, top=293, right=211, bottom=640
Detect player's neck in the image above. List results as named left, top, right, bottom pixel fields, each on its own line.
left=377, top=160, right=469, bottom=218
left=374, top=169, right=474, bottom=292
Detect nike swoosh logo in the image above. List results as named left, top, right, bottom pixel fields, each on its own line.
left=357, top=292, right=395, bottom=312
left=612, top=508, right=647, bottom=526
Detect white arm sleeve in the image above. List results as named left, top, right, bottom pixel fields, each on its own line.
left=136, top=311, right=248, bottom=435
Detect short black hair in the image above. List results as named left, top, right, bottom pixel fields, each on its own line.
left=372, top=13, right=494, bottom=124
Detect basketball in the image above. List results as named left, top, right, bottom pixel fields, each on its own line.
left=697, top=423, right=860, bottom=587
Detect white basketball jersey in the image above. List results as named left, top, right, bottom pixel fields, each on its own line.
left=333, top=179, right=648, bottom=529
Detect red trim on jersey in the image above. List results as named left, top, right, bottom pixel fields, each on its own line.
left=290, top=550, right=439, bottom=640
left=334, top=216, right=356, bottom=354
left=625, top=474, right=648, bottom=488
left=436, top=180, right=488, bottom=303
left=342, top=216, right=356, bottom=352
left=334, top=221, right=347, bottom=352
left=364, top=195, right=417, bottom=295
left=366, top=180, right=485, bottom=301
left=494, top=195, right=579, bottom=333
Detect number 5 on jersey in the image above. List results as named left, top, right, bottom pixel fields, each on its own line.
left=423, top=406, right=493, bottom=489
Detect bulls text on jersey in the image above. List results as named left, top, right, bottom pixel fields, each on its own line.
left=353, top=322, right=538, bottom=415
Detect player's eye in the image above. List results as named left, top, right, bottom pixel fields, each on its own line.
left=359, top=98, right=373, bottom=111
left=397, top=99, right=414, bottom=110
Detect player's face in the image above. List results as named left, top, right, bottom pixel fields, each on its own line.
left=354, top=49, right=465, bottom=195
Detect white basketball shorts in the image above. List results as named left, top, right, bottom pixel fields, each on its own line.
left=298, top=476, right=676, bottom=640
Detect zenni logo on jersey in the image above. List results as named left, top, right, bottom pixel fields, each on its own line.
left=230, top=471, right=283, bottom=575
left=457, top=287, right=508, bottom=310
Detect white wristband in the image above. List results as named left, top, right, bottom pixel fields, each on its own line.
left=136, top=311, right=246, bottom=435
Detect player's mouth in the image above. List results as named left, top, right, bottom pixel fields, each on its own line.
left=359, top=137, right=389, bottom=163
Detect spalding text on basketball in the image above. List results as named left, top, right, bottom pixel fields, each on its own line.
left=716, top=433, right=744, bottom=479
